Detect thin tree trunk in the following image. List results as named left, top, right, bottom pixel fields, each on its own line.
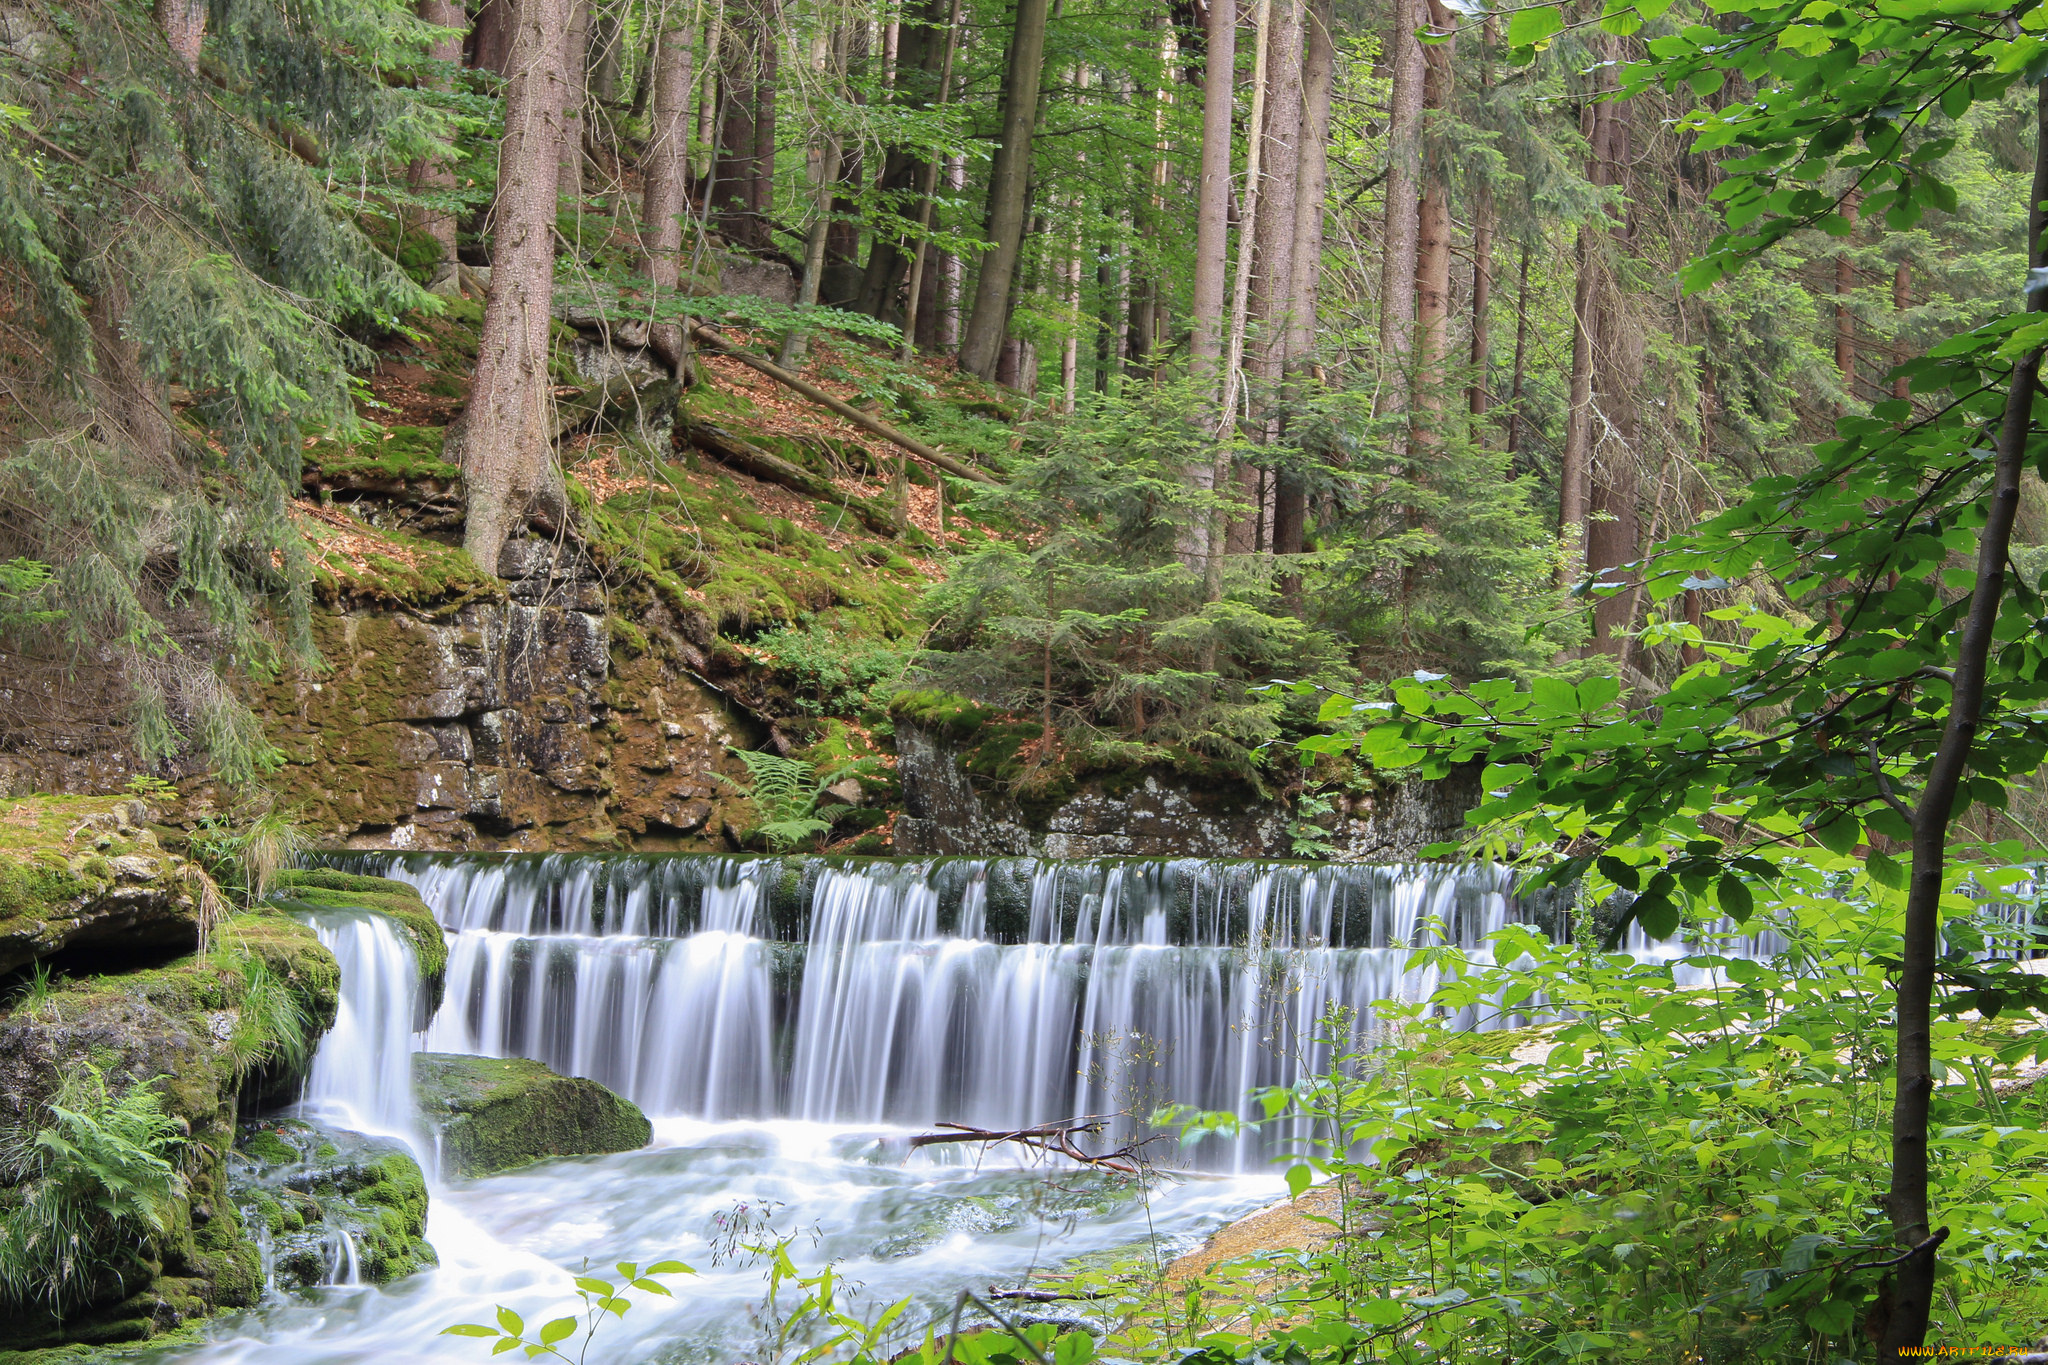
left=1274, top=0, right=1332, bottom=580
left=958, top=0, right=1054, bottom=380
left=589, top=2, right=623, bottom=101
left=559, top=0, right=590, bottom=203
left=640, top=5, right=698, bottom=370
left=779, top=70, right=846, bottom=365
left=1506, top=238, right=1530, bottom=456
left=1882, top=82, right=2048, bottom=1361
left=1559, top=86, right=1613, bottom=569
left=1205, top=0, right=1272, bottom=604
left=1836, top=191, right=1860, bottom=411
left=1377, top=0, right=1424, bottom=414
left=900, top=0, right=965, bottom=360
left=695, top=0, right=725, bottom=178
left=1187, top=0, right=1237, bottom=382
left=1893, top=257, right=1912, bottom=401
left=410, top=0, right=468, bottom=285
left=939, top=154, right=966, bottom=349
left=1466, top=12, right=1495, bottom=423
left=453, top=0, right=574, bottom=576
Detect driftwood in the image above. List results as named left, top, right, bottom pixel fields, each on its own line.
left=906, top=1118, right=1151, bottom=1175
left=687, top=323, right=998, bottom=486
left=986, top=1287, right=1116, bottom=1303
left=675, top=415, right=911, bottom=540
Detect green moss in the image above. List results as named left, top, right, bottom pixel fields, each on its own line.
left=305, top=424, right=461, bottom=484
left=413, top=1052, right=652, bottom=1178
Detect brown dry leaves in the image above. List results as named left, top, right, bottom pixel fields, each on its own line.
left=294, top=503, right=422, bottom=578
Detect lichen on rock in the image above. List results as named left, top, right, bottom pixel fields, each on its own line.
left=412, top=1052, right=651, bottom=1178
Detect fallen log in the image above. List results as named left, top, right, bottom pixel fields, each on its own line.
left=687, top=323, right=998, bottom=486
left=675, top=415, right=910, bottom=540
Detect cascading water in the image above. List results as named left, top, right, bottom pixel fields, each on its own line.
left=172, top=852, right=1788, bottom=1363
left=300, top=911, right=426, bottom=1145
left=344, top=853, right=1603, bottom=1170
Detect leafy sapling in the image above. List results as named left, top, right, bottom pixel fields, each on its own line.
left=442, top=1259, right=693, bottom=1362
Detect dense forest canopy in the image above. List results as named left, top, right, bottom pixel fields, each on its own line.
left=0, top=0, right=2043, bottom=1355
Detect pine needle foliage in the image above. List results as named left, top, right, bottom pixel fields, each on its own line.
left=0, top=0, right=442, bottom=783
left=919, top=381, right=1343, bottom=776
left=0, top=1063, right=184, bottom=1315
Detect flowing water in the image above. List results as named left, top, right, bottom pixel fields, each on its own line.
left=165, top=854, right=1768, bottom=1363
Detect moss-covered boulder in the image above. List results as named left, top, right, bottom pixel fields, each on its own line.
left=269, top=868, right=448, bottom=1012
left=0, top=908, right=339, bottom=1349
left=413, top=1053, right=651, bottom=1177
left=228, top=1119, right=434, bottom=1289
left=0, top=797, right=203, bottom=978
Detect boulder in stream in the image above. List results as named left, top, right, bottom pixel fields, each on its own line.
left=413, top=1053, right=652, bottom=1177
left=229, top=1119, right=435, bottom=1289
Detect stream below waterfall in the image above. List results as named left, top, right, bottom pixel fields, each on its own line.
left=156, top=854, right=1756, bottom=1362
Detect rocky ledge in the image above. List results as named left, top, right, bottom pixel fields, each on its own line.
left=230, top=1119, right=434, bottom=1290
left=413, top=1053, right=652, bottom=1178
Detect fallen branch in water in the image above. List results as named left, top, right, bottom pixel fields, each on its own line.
left=906, top=1117, right=1151, bottom=1174
left=986, top=1286, right=1117, bottom=1303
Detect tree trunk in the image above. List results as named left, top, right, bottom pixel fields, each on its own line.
left=639, top=7, right=697, bottom=370
left=1506, top=239, right=1530, bottom=457
left=1836, top=191, right=1860, bottom=412
left=471, top=0, right=516, bottom=74
left=409, top=0, right=468, bottom=284
left=714, top=0, right=777, bottom=250
left=1274, top=0, right=1332, bottom=577
left=1879, top=83, right=2048, bottom=1364
left=778, top=131, right=844, bottom=369
left=1250, top=0, right=1305, bottom=388
left=452, top=0, right=573, bottom=576
left=1893, top=257, right=1911, bottom=401
left=1466, top=13, right=1495, bottom=424
left=157, top=0, right=205, bottom=70
left=958, top=0, right=1054, bottom=380
left=695, top=1, right=725, bottom=179
left=559, top=0, right=590, bottom=204
left=588, top=1, right=622, bottom=101
left=1409, top=0, right=1454, bottom=438
left=1559, top=85, right=1613, bottom=570
left=1377, top=0, right=1424, bottom=415
left=899, top=0, right=965, bottom=358
left=938, top=153, right=966, bottom=350
left=1188, top=0, right=1235, bottom=381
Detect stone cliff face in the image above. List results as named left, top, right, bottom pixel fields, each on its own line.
left=894, top=720, right=1478, bottom=862
left=251, top=539, right=757, bottom=851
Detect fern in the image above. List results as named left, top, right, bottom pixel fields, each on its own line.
left=0, top=1065, right=184, bottom=1314
left=723, top=750, right=847, bottom=853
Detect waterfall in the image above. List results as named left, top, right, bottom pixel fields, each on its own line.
left=300, top=912, right=424, bottom=1146
left=323, top=853, right=1776, bottom=1171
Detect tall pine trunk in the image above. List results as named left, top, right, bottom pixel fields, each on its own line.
left=1377, top=0, right=1423, bottom=416
left=1558, top=83, right=1613, bottom=574
left=958, top=0, right=1053, bottom=380
left=1466, top=12, right=1495, bottom=424
left=639, top=5, right=697, bottom=370
left=1835, top=191, right=1860, bottom=412
left=558, top=1, right=590, bottom=204
left=452, top=0, right=573, bottom=576
left=410, top=0, right=468, bottom=287
left=1188, top=0, right=1236, bottom=381
left=1273, top=0, right=1332, bottom=572
left=1409, top=0, right=1454, bottom=443
left=157, top=0, right=205, bottom=70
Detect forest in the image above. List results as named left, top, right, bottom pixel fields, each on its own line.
left=0, top=0, right=2041, bottom=1359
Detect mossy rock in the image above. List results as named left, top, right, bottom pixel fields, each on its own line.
left=0, top=797, right=200, bottom=978
left=0, top=916, right=339, bottom=1349
left=228, top=1119, right=435, bottom=1289
left=269, top=870, right=448, bottom=1010
left=413, top=1053, right=651, bottom=1178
